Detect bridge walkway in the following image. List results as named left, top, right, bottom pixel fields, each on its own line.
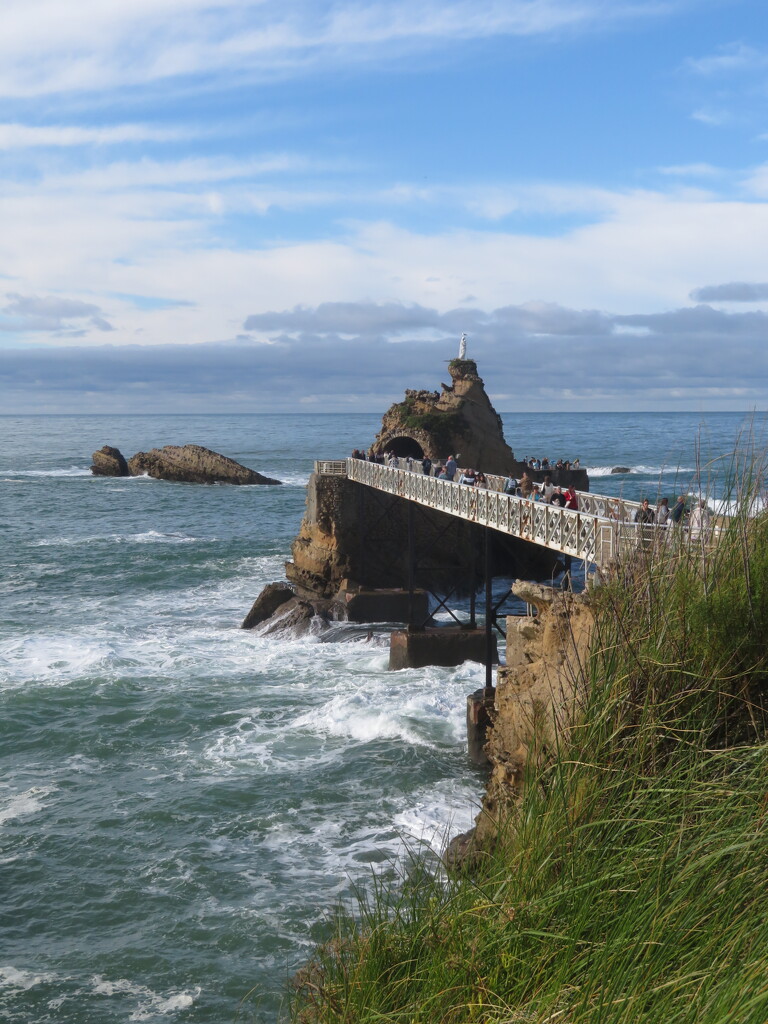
left=315, top=458, right=706, bottom=570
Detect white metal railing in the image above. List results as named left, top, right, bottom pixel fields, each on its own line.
left=314, top=460, right=348, bottom=475
left=323, top=458, right=654, bottom=519
left=315, top=458, right=714, bottom=567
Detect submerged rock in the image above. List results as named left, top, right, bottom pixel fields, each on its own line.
left=91, top=445, right=129, bottom=477
left=127, top=444, right=281, bottom=485
left=253, top=597, right=324, bottom=636
left=611, top=466, right=631, bottom=474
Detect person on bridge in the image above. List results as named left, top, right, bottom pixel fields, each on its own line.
left=520, top=472, right=533, bottom=498
left=503, top=473, right=519, bottom=495
left=421, top=456, right=432, bottom=475
left=689, top=500, right=712, bottom=541
left=459, top=468, right=477, bottom=485
left=444, top=455, right=457, bottom=481
left=564, top=486, right=578, bottom=510
left=550, top=487, right=567, bottom=507
left=634, top=498, right=655, bottom=524
left=656, top=497, right=671, bottom=525
left=671, top=496, right=687, bottom=524
left=541, top=475, right=555, bottom=502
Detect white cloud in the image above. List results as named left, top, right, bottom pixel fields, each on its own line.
left=686, top=42, right=766, bottom=76
left=691, top=108, right=730, bottom=126
left=0, top=0, right=680, bottom=98
left=657, top=163, right=721, bottom=177
left=0, top=123, right=191, bottom=149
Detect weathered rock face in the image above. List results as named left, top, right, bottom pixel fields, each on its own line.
left=472, top=581, right=594, bottom=850
left=286, top=472, right=559, bottom=600
left=126, top=445, right=281, bottom=485
left=91, top=446, right=129, bottom=477
left=373, top=358, right=516, bottom=476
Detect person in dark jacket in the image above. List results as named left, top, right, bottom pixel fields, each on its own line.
left=634, top=498, right=655, bottom=524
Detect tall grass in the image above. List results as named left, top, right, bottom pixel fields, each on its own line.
left=287, top=465, right=768, bottom=1024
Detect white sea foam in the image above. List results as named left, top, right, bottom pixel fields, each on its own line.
left=587, top=464, right=695, bottom=478
left=0, top=785, right=56, bottom=826
left=0, top=634, right=114, bottom=687
left=0, top=965, right=58, bottom=990
left=31, top=530, right=209, bottom=547
left=394, top=778, right=482, bottom=854
left=275, top=472, right=310, bottom=487
left=8, top=467, right=93, bottom=477
left=89, top=976, right=200, bottom=1020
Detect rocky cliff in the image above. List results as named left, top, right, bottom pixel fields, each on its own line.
left=451, top=582, right=594, bottom=864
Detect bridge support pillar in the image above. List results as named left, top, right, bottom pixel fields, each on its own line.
left=388, top=628, right=498, bottom=671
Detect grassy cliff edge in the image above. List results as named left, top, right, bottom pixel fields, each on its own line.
left=287, top=477, right=768, bottom=1024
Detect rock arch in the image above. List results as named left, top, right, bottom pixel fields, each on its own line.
left=384, top=435, right=425, bottom=459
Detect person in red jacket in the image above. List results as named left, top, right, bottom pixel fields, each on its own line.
left=564, top=486, right=578, bottom=510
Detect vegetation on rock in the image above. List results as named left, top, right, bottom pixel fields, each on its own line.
left=393, top=397, right=469, bottom=453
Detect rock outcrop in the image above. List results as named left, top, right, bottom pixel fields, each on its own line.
left=462, top=582, right=594, bottom=859
left=126, top=445, right=281, bottom=485
left=241, top=582, right=296, bottom=629
left=91, top=443, right=280, bottom=484
left=91, top=446, right=129, bottom=477
left=373, top=358, right=516, bottom=476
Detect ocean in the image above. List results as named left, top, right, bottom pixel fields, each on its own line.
left=1, top=410, right=765, bottom=1024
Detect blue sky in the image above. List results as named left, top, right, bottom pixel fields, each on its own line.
left=1, top=0, right=767, bottom=413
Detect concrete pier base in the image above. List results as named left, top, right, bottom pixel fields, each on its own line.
left=342, top=588, right=429, bottom=624
left=467, top=687, right=496, bottom=765
left=388, top=627, right=498, bottom=670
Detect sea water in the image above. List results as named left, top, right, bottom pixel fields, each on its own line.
left=1, top=411, right=765, bottom=1024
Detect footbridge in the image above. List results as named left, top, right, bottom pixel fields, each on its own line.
left=315, top=458, right=679, bottom=571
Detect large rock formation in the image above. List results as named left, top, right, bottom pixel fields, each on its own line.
left=126, top=445, right=281, bottom=485
left=372, top=358, right=589, bottom=491
left=373, top=358, right=515, bottom=475
left=91, top=445, right=129, bottom=477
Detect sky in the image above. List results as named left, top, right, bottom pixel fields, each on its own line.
left=1, top=0, right=767, bottom=414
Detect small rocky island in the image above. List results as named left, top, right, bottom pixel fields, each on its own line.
left=90, top=443, right=281, bottom=485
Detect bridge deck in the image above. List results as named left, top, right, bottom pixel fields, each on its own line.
left=315, top=458, right=704, bottom=569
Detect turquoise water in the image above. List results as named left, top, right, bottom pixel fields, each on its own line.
left=1, top=411, right=764, bottom=1023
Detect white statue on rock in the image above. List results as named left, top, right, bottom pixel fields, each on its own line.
left=458, top=333, right=467, bottom=359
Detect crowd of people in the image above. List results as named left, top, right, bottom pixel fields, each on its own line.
left=628, top=495, right=713, bottom=536
left=350, top=448, right=713, bottom=536
left=520, top=455, right=580, bottom=471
